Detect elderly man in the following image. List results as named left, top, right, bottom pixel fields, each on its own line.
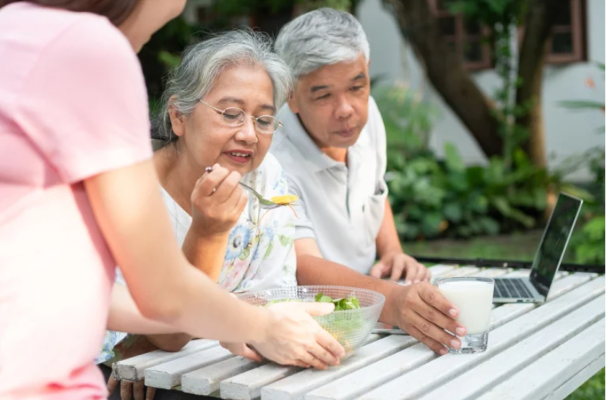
left=269, top=8, right=465, bottom=355
left=272, top=8, right=426, bottom=283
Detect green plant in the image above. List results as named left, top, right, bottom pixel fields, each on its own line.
left=450, top=0, right=531, bottom=172
left=372, top=83, right=439, bottom=156
left=556, top=62, right=605, bottom=266
left=386, top=143, right=551, bottom=240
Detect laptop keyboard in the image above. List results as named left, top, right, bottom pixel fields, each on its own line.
left=494, top=278, right=534, bottom=299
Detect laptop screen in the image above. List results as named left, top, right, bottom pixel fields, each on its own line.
left=530, top=193, right=583, bottom=297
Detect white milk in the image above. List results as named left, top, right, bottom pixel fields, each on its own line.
left=439, top=281, right=494, bottom=335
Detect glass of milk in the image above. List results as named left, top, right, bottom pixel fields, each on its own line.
left=437, top=277, right=495, bottom=354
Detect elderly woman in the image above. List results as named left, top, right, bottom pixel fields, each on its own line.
left=97, top=30, right=327, bottom=400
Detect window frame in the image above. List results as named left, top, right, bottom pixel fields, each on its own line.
left=428, top=0, right=587, bottom=70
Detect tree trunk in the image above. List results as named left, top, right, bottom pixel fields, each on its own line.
left=516, top=0, right=570, bottom=168
left=383, top=0, right=503, bottom=158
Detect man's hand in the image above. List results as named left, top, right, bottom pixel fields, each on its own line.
left=370, top=252, right=430, bottom=284
left=107, top=376, right=156, bottom=400
left=388, top=282, right=467, bottom=355
left=220, top=342, right=264, bottom=363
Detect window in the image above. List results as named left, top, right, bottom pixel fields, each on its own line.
left=429, top=0, right=492, bottom=71
left=429, top=0, right=586, bottom=69
left=545, top=0, right=586, bottom=63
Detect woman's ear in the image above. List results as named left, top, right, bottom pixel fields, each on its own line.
left=168, top=96, right=185, bottom=138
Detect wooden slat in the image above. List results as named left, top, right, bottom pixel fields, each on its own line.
left=542, top=354, right=605, bottom=400
left=261, top=335, right=416, bottom=400
left=114, top=339, right=218, bottom=381
left=145, top=345, right=234, bottom=389
left=427, top=264, right=457, bottom=277
left=304, top=273, right=591, bottom=400
left=416, top=295, right=605, bottom=400
left=356, top=277, right=604, bottom=400
left=305, top=304, right=535, bottom=400
left=434, top=266, right=480, bottom=278
left=477, top=319, right=605, bottom=400
left=473, top=268, right=512, bottom=277
left=182, top=357, right=265, bottom=396
left=220, top=335, right=380, bottom=400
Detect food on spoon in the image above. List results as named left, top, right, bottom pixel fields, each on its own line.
left=270, top=194, right=299, bottom=205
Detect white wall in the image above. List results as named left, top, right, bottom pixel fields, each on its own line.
left=357, top=0, right=605, bottom=180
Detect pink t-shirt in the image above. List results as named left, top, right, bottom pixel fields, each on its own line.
left=0, top=3, right=152, bottom=399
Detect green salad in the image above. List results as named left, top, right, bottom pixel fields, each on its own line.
left=313, top=293, right=360, bottom=310
left=265, top=293, right=366, bottom=353
left=265, top=293, right=361, bottom=310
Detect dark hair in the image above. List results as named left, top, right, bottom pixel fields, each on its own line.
left=0, top=0, right=139, bottom=25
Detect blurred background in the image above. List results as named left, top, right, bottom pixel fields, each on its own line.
left=140, top=1, right=604, bottom=396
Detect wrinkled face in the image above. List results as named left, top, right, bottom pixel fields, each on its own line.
left=289, top=54, right=370, bottom=149
left=119, top=0, right=187, bottom=52
left=169, top=65, right=276, bottom=176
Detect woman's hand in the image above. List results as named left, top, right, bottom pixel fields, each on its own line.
left=107, top=376, right=156, bottom=400
left=190, top=164, right=248, bottom=237
left=250, top=302, right=345, bottom=370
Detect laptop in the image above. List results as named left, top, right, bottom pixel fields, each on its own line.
left=492, top=192, right=583, bottom=303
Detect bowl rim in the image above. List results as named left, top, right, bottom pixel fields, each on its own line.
left=237, top=285, right=386, bottom=314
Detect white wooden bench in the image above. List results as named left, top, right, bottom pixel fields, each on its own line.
left=113, top=265, right=604, bottom=400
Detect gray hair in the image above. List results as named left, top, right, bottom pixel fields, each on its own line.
left=155, top=29, right=293, bottom=144
left=274, top=8, right=370, bottom=79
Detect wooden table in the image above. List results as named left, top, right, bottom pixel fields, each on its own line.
left=113, top=265, right=605, bottom=400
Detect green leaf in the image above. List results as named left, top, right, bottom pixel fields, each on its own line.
left=508, top=208, right=535, bottom=228
left=465, top=166, right=485, bottom=187
left=315, top=293, right=333, bottom=303
left=443, top=203, right=463, bottom=223
left=477, top=217, right=500, bottom=235
left=421, top=213, right=444, bottom=237
left=468, top=194, right=489, bottom=213
left=491, top=196, right=512, bottom=217
left=447, top=171, right=468, bottom=192
left=559, top=100, right=605, bottom=110
left=444, top=143, right=465, bottom=172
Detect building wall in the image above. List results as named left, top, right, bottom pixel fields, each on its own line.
left=357, top=0, right=605, bottom=180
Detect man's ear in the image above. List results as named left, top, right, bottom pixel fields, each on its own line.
left=288, top=91, right=300, bottom=114
left=167, top=95, right=185, bottom=138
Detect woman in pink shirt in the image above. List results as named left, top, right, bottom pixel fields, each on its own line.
left=0, top=1, right=344, bottom=399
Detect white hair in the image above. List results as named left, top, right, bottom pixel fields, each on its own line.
left=155, top=29, right=293, bottom=145
left=274, top=8, right=370, bottom=79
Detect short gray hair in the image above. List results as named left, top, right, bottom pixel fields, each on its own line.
left=155, top=29, right=293, bottom=145
left=274, top=8, right=370, bottom=79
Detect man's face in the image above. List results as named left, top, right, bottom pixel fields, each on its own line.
left=289, top=54, right=370, bottom=149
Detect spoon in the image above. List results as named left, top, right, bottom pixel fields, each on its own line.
left=205, top=166, right=282, bottom=210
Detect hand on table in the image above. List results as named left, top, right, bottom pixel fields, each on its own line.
left=388, top=281, right=467, bottom=355
left=370, top=252, right=430, bottom=284
left=220, top=342, right=264, bottom=363
left=225, top=302, right=344, bottom=370
left=107, top=376, right=156, bottom=400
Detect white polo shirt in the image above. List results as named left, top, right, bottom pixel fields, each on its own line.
left=270, top=96, right=388, bottom=274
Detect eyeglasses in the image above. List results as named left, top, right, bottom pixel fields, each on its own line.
left=199, top=99, right=282, bottom=135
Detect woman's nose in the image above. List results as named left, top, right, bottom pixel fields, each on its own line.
left=235, top=117, right=258, bottom=144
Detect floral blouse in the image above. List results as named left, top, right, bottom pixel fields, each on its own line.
left=97, top=153, right=297, bottom=364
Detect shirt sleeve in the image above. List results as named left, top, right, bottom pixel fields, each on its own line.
left=368, top=96, right=388, bottom=196
left=286, top=174, right=317, bottom=241
left=14, top=15, right=152, bottom=183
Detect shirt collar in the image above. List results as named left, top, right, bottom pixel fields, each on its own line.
left=279, top=104, right=344, bottom=173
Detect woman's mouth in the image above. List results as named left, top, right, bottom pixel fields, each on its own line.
left=225, top=151, right=252, bottom=164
